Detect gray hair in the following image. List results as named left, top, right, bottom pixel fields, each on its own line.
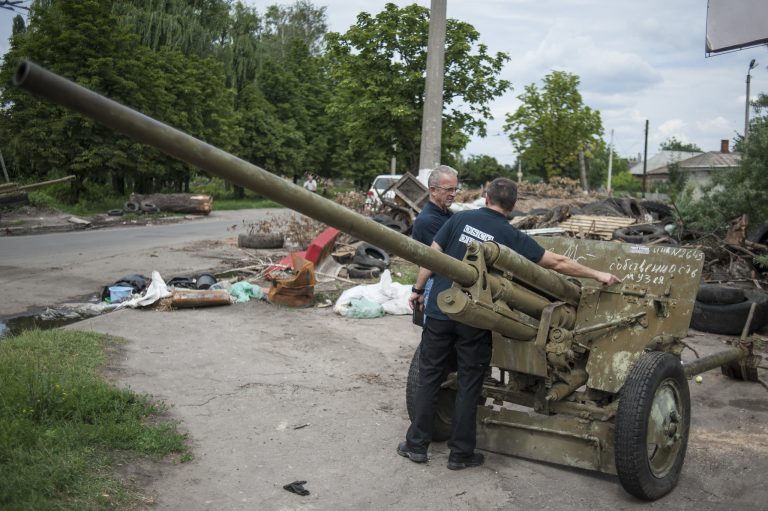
left=427, top=165, right=458, bottom=188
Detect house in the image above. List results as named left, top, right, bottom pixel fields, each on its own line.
left=629, top=140, right=740, bottom=197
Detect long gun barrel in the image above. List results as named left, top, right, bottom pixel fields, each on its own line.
left=13, top=61, right=580, bottom=324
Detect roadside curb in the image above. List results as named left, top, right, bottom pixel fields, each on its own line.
left=1, top=214, right=197, bottom=236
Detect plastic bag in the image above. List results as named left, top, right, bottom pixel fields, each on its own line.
left=229, top=281, right=265, bottom=303
left=345, top=298, right=385, bottom=319
left=333, top=270, right=411, bottom=316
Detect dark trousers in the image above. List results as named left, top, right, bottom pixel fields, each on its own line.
left=406, top=317, right=492, bottom=457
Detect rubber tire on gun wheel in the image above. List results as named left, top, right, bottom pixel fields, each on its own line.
left=405, top=342, right=455, bottom=442
left=615, top=351, right=690, bottom=501
left=690, top=285, right=768, bottom=335
left=237, top=233, right=285, bottom=249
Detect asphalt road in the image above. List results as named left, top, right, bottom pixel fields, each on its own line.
left=0, top=208, right=296, bottom=317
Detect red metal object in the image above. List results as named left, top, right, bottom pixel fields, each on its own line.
left=265, top=227, right=340, bottom=278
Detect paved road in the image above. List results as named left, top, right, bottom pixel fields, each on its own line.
left=0, top=208, right=295, bottom=317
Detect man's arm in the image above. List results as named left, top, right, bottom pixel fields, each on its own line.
left=538, top=250, right=622, bottom=286
left=408, top=241, right=441, bottom=311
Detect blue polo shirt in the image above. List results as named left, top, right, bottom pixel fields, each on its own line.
left=425, top=207, right=546, bottom=321
left=412, top=200, right=452, bottom=246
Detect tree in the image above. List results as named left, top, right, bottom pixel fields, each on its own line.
left=459, top=154, right=512, bottom=187
left=325, top=3, right=509, bottom=186
left=587, top=143, right=628, bottom=191
left=659, top=136, right=701, bottom=153
left=0, top=0, right=237, bottom=199
left=503, top=71, right=603, bottom=181
left=678, top=93, right=768, bottom=231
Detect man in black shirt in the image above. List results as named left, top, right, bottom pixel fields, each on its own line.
left=411, top=165, right=458, bottom=325
left=399, top=178, right=621, bottom=470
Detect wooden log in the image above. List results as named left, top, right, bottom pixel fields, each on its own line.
left=170, top=289, right=232, bottom=308
left=129, top=193, right=213, bottom=215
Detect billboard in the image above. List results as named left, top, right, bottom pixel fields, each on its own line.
left=706, top=0, right=768, bottom=55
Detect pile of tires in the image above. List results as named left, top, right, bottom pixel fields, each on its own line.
left=612, top=223, right=674, bottom=245
left=110, top=200, right=161, bottom=217
left=690, top=284, right=768, bottom=335
left=347, top=242, right=389, bottom=279
left=371, top=213, right=410, bottom=235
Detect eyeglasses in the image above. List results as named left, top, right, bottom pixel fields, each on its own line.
left=432, top=186, right=458, bottom=194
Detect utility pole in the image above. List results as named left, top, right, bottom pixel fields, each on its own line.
left=642, top=120, right=649, bottom=198
left=745, top=59, right=758, bottom=146
left=0, top=148, right=9, bottom=183
left=606, top=129, right=614, bottom=197
left=417, top=0, right=447, bottom=185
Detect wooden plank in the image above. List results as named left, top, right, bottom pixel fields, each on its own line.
left=559, top=215, right=635, bottom=240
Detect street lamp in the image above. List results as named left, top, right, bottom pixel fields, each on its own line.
left=745, top=59, right=758, bottom=146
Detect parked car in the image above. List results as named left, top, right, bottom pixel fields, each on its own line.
left=365, top=174, right=403, bottom=208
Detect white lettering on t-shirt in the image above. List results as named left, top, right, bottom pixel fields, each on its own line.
left=459, top=224, right=494, bottom=245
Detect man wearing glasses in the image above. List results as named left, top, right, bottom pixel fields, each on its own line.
left=410, top=165, right=459, bottom=325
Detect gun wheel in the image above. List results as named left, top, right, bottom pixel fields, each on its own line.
left=615, top=352, right=690, bottom=501
left=405, top=342, right=455, bottom=442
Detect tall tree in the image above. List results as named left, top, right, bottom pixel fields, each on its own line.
left=503, top=71, right=603, bottom=181
left=325, top=3, right=509, bottom=186
left=659, top=136, right=702, bottom=152
left=0, top=0, right=236, bottom=199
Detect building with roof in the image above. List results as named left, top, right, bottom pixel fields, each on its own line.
left=629, top=140, right=740, bottom=197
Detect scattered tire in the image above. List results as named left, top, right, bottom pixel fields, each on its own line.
left=237, top=233, right=285, bottom=249
left=140, top=201, right=160, bottom=213
left=406, top=342, right=455, bottom=442
left=613, top=224, right=667, bottom=244
left=347, top=263, right=381, bottom=279
left=123, top=201, right=140, bottom=213
left=690, top=285, right=768, bottom=335
left=619, top=198, right=643, bottom=218
left=720, top=361, right=759, bottom=381
left=640, top=200, right=674, bottom=221
left=352, top=243, right=390, bottom=269
left=107, top=209, right=124, bottom=216
left=749, top=223, right=768, bottom=245
left=615, top=352, right=690, bottom=501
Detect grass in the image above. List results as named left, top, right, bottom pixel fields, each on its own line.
left=390, top=259, right=419, bottom=286
left=0, top=330, right=188, bottom=510
left=213, top=198, right=281, bottom=210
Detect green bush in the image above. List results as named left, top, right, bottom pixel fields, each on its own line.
left=611, top=171, right=642, bottom=194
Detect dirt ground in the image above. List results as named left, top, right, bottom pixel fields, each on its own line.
left=71, top=304, right=768, bottom=511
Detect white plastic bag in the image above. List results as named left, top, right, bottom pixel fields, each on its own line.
left=117, top=270, right=172, bottom=309
left=334, top=270, right=412, bottom=316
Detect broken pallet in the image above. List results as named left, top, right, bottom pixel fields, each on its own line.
left=559, top=215, right=635, bottom=240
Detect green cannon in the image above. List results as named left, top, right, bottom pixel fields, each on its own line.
left=14, top=61, right=762, bottom=501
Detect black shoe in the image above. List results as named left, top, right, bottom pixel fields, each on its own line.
left=397, top=441, right=428, bottom=463
left=447, top=452, right=485, bottom=470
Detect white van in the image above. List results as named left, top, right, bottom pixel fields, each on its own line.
left=365, top=174, right=403, bottom=208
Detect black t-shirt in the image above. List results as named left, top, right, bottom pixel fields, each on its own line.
left=412, top=200, right=452, bottom=246
left=425, top=207, right=545, bottom=320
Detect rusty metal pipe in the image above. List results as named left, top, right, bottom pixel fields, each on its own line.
left=13, top=61, right=476, bottom=286
left=682, top=347, right=746, bottom=378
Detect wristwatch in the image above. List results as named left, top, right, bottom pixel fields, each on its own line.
left=411, top=287, right=424, bottom=295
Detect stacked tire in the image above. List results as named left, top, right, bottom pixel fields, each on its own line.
left=691, top=284, right=768, bottom=335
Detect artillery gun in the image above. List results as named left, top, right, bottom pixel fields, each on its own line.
left=14, top=61, right=762, bottom=501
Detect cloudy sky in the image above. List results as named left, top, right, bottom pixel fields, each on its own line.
left=1, top=0, right=766, bottom=166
